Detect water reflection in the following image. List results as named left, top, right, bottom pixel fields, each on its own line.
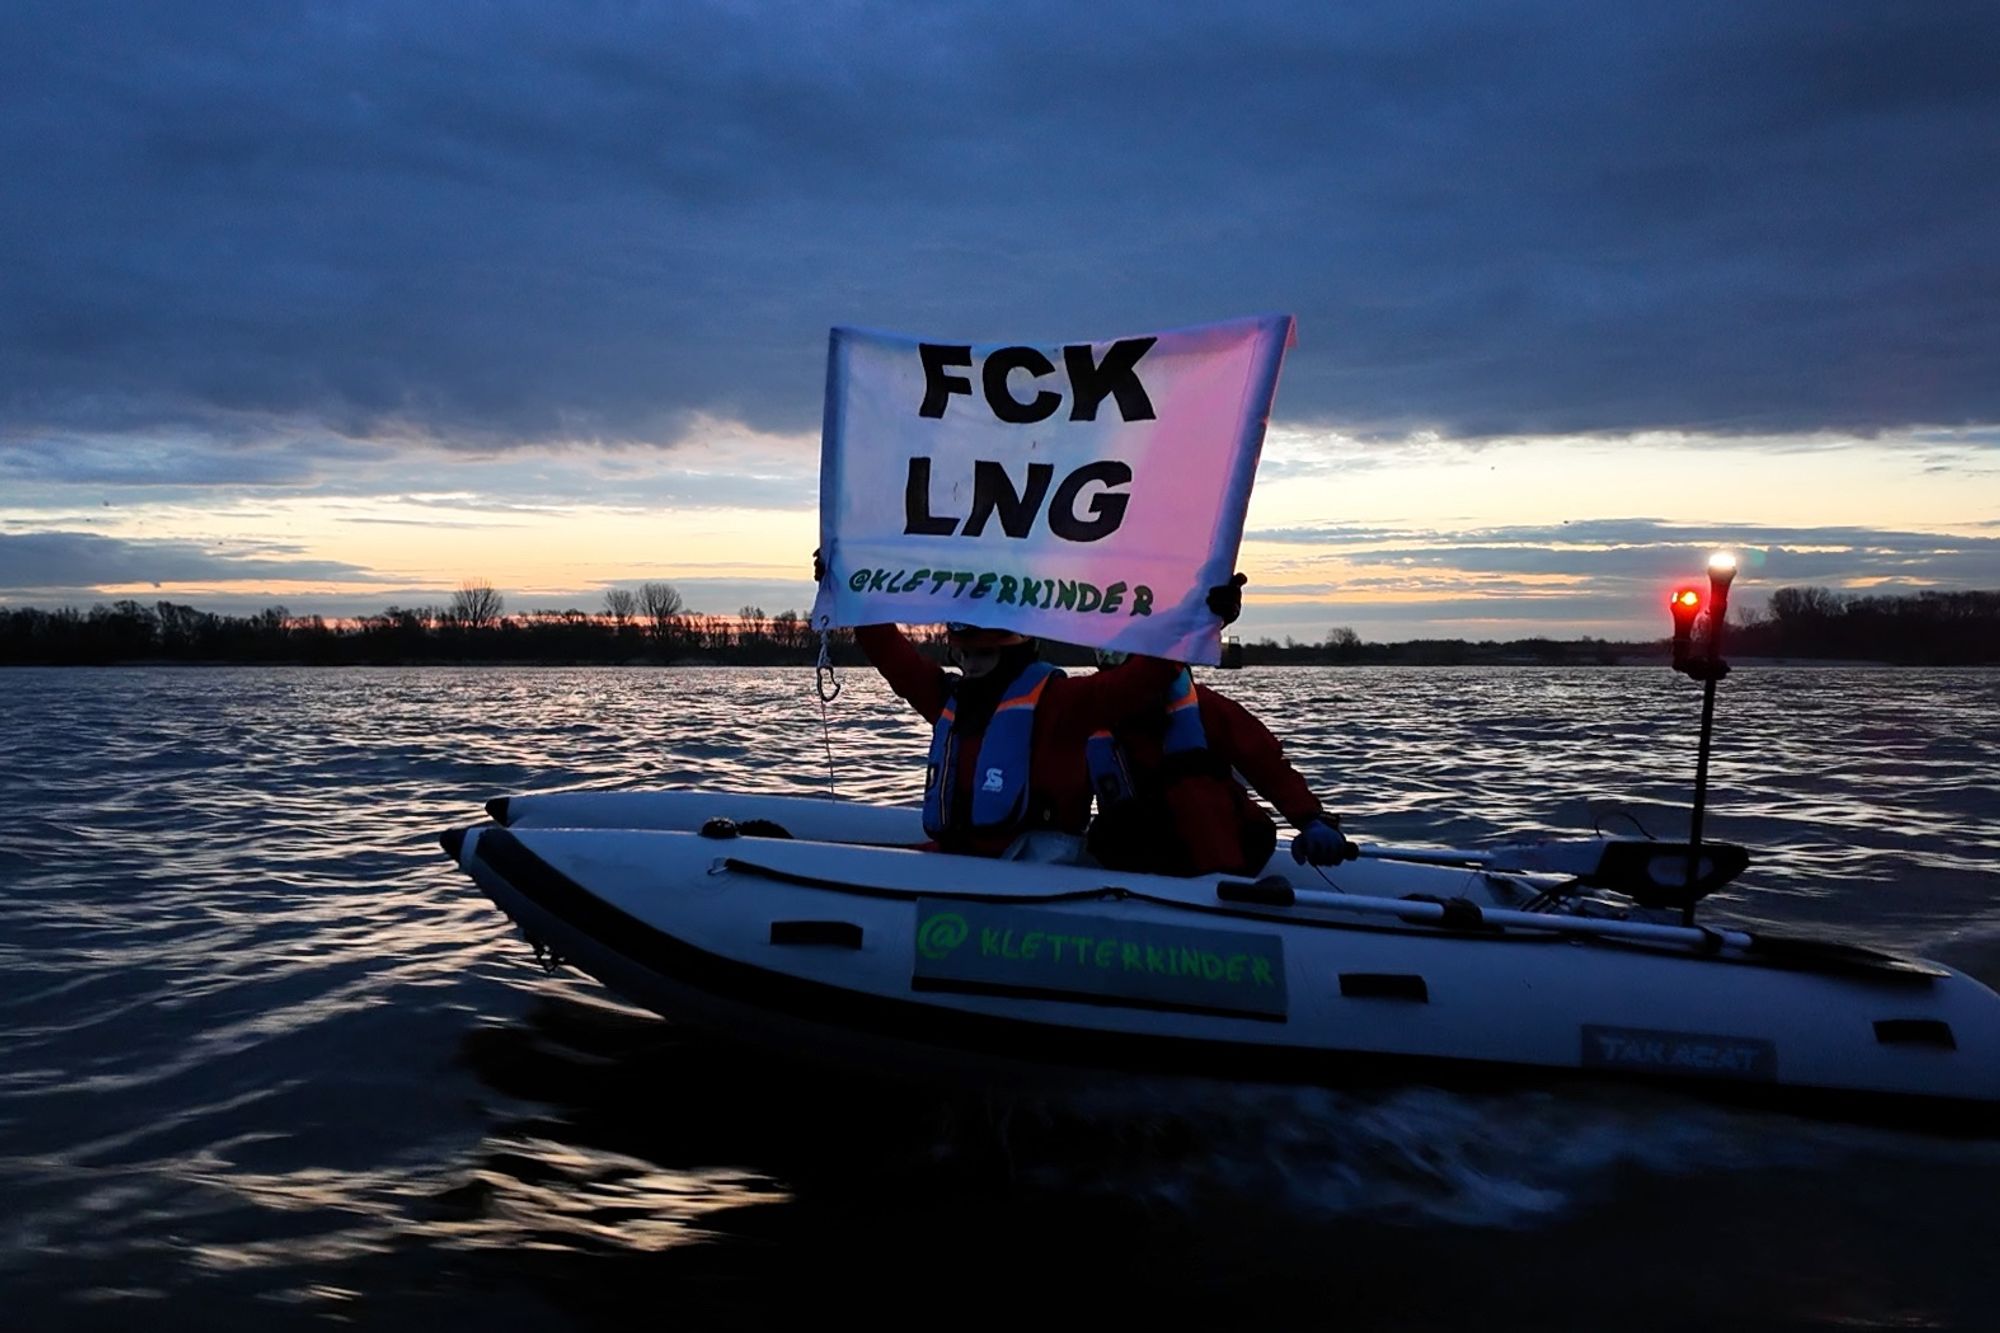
left=3, top=664, right=1999, bottom=1329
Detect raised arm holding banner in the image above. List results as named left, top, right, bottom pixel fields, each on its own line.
left=810, top=314, right=1295, bottom=665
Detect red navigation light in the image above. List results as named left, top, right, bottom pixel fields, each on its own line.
left=1669, top=587, right=1702, bottom=668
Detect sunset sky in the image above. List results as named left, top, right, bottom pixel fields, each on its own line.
left=4, top=2, right=1997, bottom=642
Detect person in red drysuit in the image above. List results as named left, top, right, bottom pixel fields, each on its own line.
left=1085, top=575, right=1356, bottom=876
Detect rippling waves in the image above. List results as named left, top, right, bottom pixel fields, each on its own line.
left=3, top=665, right=1998, bottom=1330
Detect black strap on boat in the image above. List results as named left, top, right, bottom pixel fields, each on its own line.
left=1394, top=893, right=1494, bottom=931
left=1217, top=878, right=1296, bottom=907
left=1437, top=898, right=1486, bottom=931
left=1873, top=1018, right=1955, bottom=1049
left=1339, top=973, right=1430, bottom=1002
left=769, top=920, right=864, bottom=949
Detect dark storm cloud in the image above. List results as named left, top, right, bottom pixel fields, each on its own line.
left=2, top=1, right=1997, bottom=461
left=0, top=435, right=331, bottom=488
left=0, top=531, right=384, bottom=593
left=0, top=428, right=814, bottom=513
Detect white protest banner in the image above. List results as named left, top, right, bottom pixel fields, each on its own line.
left=810, top=314, right=1294, bottom=664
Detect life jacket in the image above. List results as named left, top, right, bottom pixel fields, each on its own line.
left=922, top=661, right=1063, bottom=841
left=1086, top=670, right=1278, bottom=877
left=1086, top=667, right=1207, bottom=806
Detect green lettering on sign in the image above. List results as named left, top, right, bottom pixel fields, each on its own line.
left=909, top=900, right=1288, bottom=1020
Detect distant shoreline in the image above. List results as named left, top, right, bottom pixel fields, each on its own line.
left=6, top=585, right=1995, bottom=666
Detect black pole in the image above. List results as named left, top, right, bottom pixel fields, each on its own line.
left=1683, top=673, right=1719, bottom=927
left=1681, top=566, right=1731, bottom=925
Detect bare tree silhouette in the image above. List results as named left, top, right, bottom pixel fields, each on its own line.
left=449, top=581, right=504, bottom=629
left=638, top=581, right=686, bottom=652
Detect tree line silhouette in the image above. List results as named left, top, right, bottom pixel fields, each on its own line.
left=1, top=582, right=1993, bottom=666
left=1241, top=588, right=1997, bottom=666
left=1724, top=587, right=1999, bottom=665
left=0, top=581, right=865, bottom=666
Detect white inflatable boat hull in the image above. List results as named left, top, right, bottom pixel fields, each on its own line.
left=444, top=792, right=2000, bottom=1128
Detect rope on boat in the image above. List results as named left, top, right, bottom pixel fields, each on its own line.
left=815, top=629, right=841, bottom=799
left=1309, top=861, right=1349, bottom=894
left=716, top=855, right=1132, bottom=905
left=711, top=856, right=1568, bottom=944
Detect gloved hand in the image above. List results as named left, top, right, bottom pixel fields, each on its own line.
left=1291, top=815, right=1358, bottom=865
left=812, top=548, right=826, bottom=583
left=1207, top=572, right=1247, bottom=625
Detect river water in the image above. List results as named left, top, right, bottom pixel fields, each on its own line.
left=3, top=665, right=1998, bottom=1330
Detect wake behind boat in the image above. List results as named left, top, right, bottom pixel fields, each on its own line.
left=440, top=789, right=2000, bottom=1130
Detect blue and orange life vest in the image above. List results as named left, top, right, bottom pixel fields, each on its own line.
left=921, top=661, right=1064, bottom=840
left=1086, top=667, right=1208, bottom=808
